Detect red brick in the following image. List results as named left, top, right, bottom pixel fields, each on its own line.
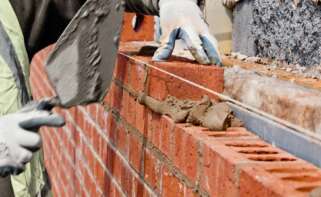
left=239, top=162, right=321, bottom=197
left=120, top=13, right=154, bottom=42
left=143, top=149, right=160, bottom=190
left=182, top=129, right=199, bottom=182
left=112, top=153, right=123, bottom=185
left=74, top=175, right=82, bottom=194
left=106, top=114, right=117, bottom=145
left=120, top=165, right=133, bottom=195
left=103, top=172, right=112, bottom=195
left=161, top=166, right=184, bottom=197
left=129, top=133, right=143, bottom=172
left=115, top=124, right=129, bottom=158
left=94, top=159, right=105, bottom=189
left=239, top=166, right=291, bottom=197
left=125, top=94, right=137, bottom=126
left=105, top=82, right=123, bottom=111
left=147, top=61, right=222, bottom=101
left=184, top=187, right=198, bottom=197
left=120, top=90, right=130, bottom=119
left=106, top=143, right=117, bottom=173
left=132, top=176, right=151, bottom=197
left=135, top=102, right=147, bottom=134
left=146, top=109, right=162, bottom=147
left=113, top=54, right=131, bottom=86
left=159, top=116, right=175, bottom=159
left=200, top=141, right=245, bottom=197
left=97, top=105, right=109, bottom=130
left=129, top=59, right=147, bottom=92
left=172, top=124, right=185, bottom=173
left=92, top=127, right=101, bottom=153
left=153, top=61, right=224, bottom=93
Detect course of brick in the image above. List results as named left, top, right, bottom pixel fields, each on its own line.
left=29, top=41, right=321, bottom=197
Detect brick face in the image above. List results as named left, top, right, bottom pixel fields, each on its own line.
left=30, top=15, right=321, bottom=197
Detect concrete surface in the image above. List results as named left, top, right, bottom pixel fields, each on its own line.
left=234, top=0, right=321, bottom=67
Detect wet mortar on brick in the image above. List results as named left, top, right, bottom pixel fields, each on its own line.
left=138, top=93, right=243, bottom=131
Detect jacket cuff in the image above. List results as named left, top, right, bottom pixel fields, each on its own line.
left=125, top=0, right=204, bottom=16
left=125, top=0, right=160, bottom=15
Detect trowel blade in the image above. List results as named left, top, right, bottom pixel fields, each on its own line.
left=46, top=0, right=124, bottom=108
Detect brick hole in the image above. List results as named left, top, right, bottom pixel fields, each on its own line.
left=266, top=168, right=316, bottom=174
left=296, top=185, right=320, bottom=193
left=248, top=156, right=296, bottom=162
left=238, top=149, right=279, bottom=155
left=184, top=124, right=193, bottom=128
left=225, top=143, right=268, bottom=148
left=282, top=175, right=321, bottom=182
left=207, top=132, right=250, bottom=138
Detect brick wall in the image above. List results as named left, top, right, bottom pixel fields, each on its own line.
left=30, top=43, right=321, bottom=197
left=29, top=14, right=321, bottom=197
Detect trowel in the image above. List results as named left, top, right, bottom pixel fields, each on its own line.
left=45, top=0, right=125, bottom=108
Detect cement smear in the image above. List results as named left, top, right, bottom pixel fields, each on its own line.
left=138, top=93, right=243, bottom=131
left=234, top=0, right=321, bottom=67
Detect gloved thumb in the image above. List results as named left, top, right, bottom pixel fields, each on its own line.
left=200, top=34, right=222, bottom=66
left=153, top=28, right=179, bottom=61
left=19, top=112, right=65, bottom=130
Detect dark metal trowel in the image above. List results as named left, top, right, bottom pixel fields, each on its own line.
left=46, top=0, right=124, bottom=108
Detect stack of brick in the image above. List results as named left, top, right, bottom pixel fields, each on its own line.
left=30, top=42, right=321, bottom=197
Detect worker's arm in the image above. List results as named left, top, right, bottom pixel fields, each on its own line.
left=0, top=101, right=64, bottom=177
left=126, top=0, right=221, bottom=65
left=9, top=0, right=86, bottom=58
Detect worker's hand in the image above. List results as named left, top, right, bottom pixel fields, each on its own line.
left=311, top=0, right=321, bottom=4
left=222, top=0, right=240, bottom=9
left=153, top=0, right=222, bottom=65
left=0, top=100, right=64, bottom=177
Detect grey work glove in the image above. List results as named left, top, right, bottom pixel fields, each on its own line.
left=153, top=0, right=222, bottom=65
left=0, top=100, right=64, bottom=177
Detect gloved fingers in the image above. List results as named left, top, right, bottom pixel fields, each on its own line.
left=178, top=27, right=211, bottom=64
left=0, top=158, right=24, bottom=177
left=15, top=146, right=33, bottom=165
left=19, top=112, right=65, bottom=130
left=15, top=129, right=41, bottom=150
left=153, top=28, right=179, bottom=61
left=200, top=34, right=222, bottom=66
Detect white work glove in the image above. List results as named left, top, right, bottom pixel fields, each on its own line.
left=153, top=0, right=222, bottom=65
left=222, top=0, right=240, bottom=9
left=0, top=100, right=64, bottom=177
